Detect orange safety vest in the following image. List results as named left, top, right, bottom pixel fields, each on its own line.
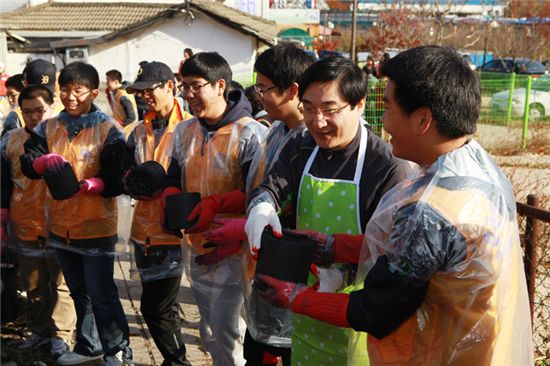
left=45, top=117, right=118, bottom=240
left=364, top=185, right=524, bottom=365
left=5, top=128, right=48, bottom=241
left=179, top=117, right=255, bottom=254
left=110, top=88, right=138, bottom=125
left=130, top=101, right=192, bottom=246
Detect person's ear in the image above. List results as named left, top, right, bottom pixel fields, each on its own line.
left=90, top=89, right=100, bottom=100
left=355, top=96, right=366, bottom=111
left=414, top=107, right=432, bottom=136
left=285, top=82, right=299, bottom=101
left=217, top=79, right=226, bottom=97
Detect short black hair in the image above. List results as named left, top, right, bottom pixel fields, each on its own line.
left=18, top=84, right=54, bottom=107
left=298, top=56, right=367, bottom=108
left=381, top=45, right=480, bottom=138
left=6, top=74, right=25, bottom=92
left=255, top=43, right=316, bottom=91
left=59, top=61, right=100, bottom=89
left=106, top=69, right=122, bottom=82
left=184, top=48, right=193, bottom=57
left=244, top=85, right=264, bottom=116
left=180, top=52, right=232, bottom=99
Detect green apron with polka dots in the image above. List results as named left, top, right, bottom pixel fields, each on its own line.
left=292, top=125, right=369, bottom=366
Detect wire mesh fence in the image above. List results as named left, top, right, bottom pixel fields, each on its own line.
left=517, top=195, right=550, bottom=364
left=364, top=72, right=550, bottom=150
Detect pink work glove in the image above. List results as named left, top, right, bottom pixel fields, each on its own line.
left=75, top=177, right=105, bottom=196
left=32, top=154, right=67, bottom=175
left=1, top=208, right=10, bottom=243
left=202, top=218, right=247, bottom=243
left=194, top=240, right=244, bottom=266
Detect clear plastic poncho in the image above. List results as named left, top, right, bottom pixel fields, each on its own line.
left=243, top=120, right=306, bottom=347
left=170, top=116, right=266, bottom=364
left=348, top=139, right=533, bottom=365
left=38, top=111, right=125, bottom=257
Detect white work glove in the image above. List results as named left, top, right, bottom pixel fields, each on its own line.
left=245, top=202, right=282, bottom=252
left=317, top=267, right=343, bottom=293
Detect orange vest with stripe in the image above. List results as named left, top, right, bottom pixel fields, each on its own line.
left=5, top=128, right=49, bottom=241
left=45, top=117, right=118, bottom=240
left=130, top=101, right=192, bottom=245
left=178, top=117, right=254, bottom=254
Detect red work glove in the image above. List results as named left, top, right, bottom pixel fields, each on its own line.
left=76, top=177, right=105, bottom=195
left=186, top=190, right=246, bottom=234
left=160, top=187, right=183, bottom=238
left=194, top=240, right=244, bottom=266
left=32, top=153, right=67, bottom=175
left=254, top=274, right=308, bottom=309
left=0, top=208, right=10, bottom=243
left=290, top=230, right=364, bottom=266
left=202, top=217, right=247, bottom=243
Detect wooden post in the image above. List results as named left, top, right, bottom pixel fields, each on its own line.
left=523, top=194, right=540, bottom=324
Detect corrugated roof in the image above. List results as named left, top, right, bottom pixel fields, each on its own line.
left=0, top=2, right=173, bottom=31
left=0, top=1, right=279, bottom=45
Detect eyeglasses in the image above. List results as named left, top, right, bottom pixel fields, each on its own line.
left=299, top=103, right=349, bottom=117
left=253, top=84, right=277, bottom=95
left=59, top=88, right=92, bottom=99
left=135, top=83, right=164, bottom=97
left=21, top=107, right=49, bottom=116
left=181, top=81, right=211, bottom=95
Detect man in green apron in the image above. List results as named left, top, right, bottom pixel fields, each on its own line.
left=252, top=46, right=533, bottom=366
left=246, top=57, right=412, bottom=365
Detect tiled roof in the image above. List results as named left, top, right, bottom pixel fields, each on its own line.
left=0, top=1, right=279, bottom=45
left=0, top=2, right=175, bottom=31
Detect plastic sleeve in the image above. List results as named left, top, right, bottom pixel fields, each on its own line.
left=20, top=124, right=50, bottom=179
left=96, top=127, right=129, bottom=198
left=347, top=255, right=429, bottom=339
left=1, top=111, right=21, bottom=138
left=119, top=95, right=137, bottom=126
left=291, top=287, right=351, bottom=328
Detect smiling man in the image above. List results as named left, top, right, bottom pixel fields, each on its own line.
left=252, top=46, right=533, bottom=366
left=162, top=52, right=266, bottom=365
left=245, top=56, right=412, bottom=365
left=125, top=61, right=192, bottom=366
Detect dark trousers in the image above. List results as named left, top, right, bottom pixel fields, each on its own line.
left=55, top=248, right=131, bottom=358
left=140, top=274, right=190, bottom=366
left=244, top=329, right=291, bottom=366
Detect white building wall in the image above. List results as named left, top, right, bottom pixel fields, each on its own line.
left=88, top=14, right=257, bottom=85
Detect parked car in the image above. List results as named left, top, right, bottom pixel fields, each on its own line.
left=480, top=58, right=548, bottom=76
left=489, top=74, right=550, bottom=120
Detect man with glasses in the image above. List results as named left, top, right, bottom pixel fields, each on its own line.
left=1, top=85, right=76, bottom=359
left=124, top=61, right=192, bottom=366
left=161, top=52, right=266, bottom=365
left=245, top=57, right=412, bottom=365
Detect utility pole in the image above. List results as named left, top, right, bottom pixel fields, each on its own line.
left=351, top=0, right=358, bottom=63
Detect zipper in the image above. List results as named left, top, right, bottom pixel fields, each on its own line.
left=66, top=230, right=70, bottom=246
left=144, top=237, right=149, bottom=256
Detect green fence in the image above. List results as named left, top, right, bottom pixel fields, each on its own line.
left=364, top=73, right=550, bottom=149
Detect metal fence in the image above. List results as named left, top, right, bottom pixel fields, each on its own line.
left=364, top=73, right=550, bottom=149
left=517, top=195, right=550, bottom=364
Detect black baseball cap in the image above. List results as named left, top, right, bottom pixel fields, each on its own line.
left=127, top=61, right=173, bottom=93
left=23, top=59, right=57, bottom=94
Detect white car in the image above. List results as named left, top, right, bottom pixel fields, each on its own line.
left=489, top=75, right=550, bottom=120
